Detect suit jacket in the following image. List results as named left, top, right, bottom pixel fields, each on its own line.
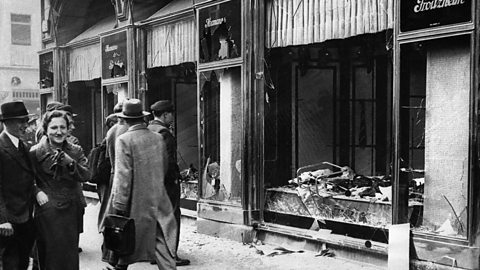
left=0, top=132, right=35, bottom=224
left=111, top=124, right=176, bottom=263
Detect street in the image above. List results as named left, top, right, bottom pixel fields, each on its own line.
left=77, top=198, right=383, bottom=270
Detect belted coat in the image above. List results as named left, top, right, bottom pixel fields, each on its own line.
left=111, top=124, right=177, bottom=264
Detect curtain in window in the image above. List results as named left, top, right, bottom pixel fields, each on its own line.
left=147, top=18, right=195, bottom=68
left=68, top=43, right=101, bottom=82
left=266, top=0, right=393, bottom=48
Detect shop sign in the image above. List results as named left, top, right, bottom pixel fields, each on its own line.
left=101, top=31, right=127, bottom=79
left=401, top=0, right=471, bottom=32
left=198, top=0, right=241, bottom=63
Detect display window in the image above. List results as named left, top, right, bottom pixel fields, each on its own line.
left=199, top=66, right=243, bottom=205
left=145, top=64, right=199, bottom=206
left=399, top=35, right=471, bottom=239
left=263, top=32, right=394, bottom=239
left=198, top=0, right=241, bottom=64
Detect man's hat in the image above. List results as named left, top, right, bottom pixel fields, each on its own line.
left=150, top=100, right=174, bottom=112
left=116, top=99, right=150, bottom=119
left=0, top=101, right=34, bottom=121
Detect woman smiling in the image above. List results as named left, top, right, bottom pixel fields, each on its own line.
left=30, top=110, right=90, bottom=270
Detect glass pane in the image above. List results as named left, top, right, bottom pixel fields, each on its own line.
left=200, top=67, right=242, bottom=204
left=198, top=0, right=241, bottom=63
left=400, top=35, right=470, bottom=238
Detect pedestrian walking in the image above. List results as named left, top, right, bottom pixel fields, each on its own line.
left=100, top=101, right=129, bottom=269
left=110, top=99, right=177, bottom=270
left=149, top=100, right=190, bottom=266
left=36, top=102, right=80, bottom=145
left=0, top=101, right=36, bottom=270
left=30, top=110, right=89, bottom=270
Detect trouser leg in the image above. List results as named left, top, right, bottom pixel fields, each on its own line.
left=2, top=219, right=35, bottom=270
left=154, top=221, right=176, bottom=270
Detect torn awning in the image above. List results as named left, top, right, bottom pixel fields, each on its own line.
left=266, top=0, right=394, bottom=48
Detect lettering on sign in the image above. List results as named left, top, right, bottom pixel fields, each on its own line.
left=414, top=0, right=466, bottom=13
left=205, top=18, right=226, bottom=28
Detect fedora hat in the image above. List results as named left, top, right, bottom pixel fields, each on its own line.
left=0, top=101, right=34, bottom=121
left=116, top=99, right=150, bottom=119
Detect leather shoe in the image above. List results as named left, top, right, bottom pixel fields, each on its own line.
left=176, top=257, right=190, bottom=266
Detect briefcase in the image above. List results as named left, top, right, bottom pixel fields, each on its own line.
left=103, top=214, right=135, bottom=256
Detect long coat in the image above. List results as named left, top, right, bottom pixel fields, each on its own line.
left=30, top=136, right=90, bottom=270
left=111, top=124, right=177, bottom=264
left=98, top=122, right=128, bottom=231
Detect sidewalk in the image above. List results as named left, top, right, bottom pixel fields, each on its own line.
left=80, top=199, right=384, bottom=270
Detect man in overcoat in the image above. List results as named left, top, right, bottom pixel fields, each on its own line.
left=148, top=100, right=189, bottom=266
left=111, top=99, right=177, bottom=270
left=100, top=101, right=128, bottom=268
left=0, top=101, right=36, bottom=270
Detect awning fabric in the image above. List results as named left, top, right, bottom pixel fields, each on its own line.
left=147, top=17, right=195, bottom=68
left=68, top=43, right=101, bottom=82
left=266, top=0, right=394, bottom=48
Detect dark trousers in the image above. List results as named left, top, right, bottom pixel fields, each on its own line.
left=166, top=181, right=181, bottom=255
left=0, top=219, right=35, bottom=270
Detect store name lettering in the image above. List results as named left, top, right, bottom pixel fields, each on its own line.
left=414, top=0, right=466, bottom=13
left=205, top=17, right=226, bottom=28
left=105, top=44, right=118, bottom=52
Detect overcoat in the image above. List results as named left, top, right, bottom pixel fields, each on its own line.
left=98, top=122, right=128, bottom=230
left=111, top=124, right=177, bottom=264
left=30, top=136, right=89, bottom=270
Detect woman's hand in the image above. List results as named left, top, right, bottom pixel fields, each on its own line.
left=58, top=151, right=75, bottom=167
left=36, top=191, right=49, bottom=206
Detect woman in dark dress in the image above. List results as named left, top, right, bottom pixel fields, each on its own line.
left=30, top=110, right=89, bottom=270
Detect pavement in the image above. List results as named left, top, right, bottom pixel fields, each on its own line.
left=77, top=198, right=384, bottom=270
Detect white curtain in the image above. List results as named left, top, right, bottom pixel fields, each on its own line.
left=147, top=18, right=195, bottom=68
left=68, top=43, right=101, bottom=82
left=266, top=0, right=393, bottom=48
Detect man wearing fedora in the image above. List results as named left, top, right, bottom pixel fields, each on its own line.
left=148, top=100, right=189, bottom=266
left=0, top=101, right=36, bottom=270
left=110, top=99, right=177, bottom=270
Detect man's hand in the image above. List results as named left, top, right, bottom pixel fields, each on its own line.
left=36, top=191, right=49, bottom=206
left=0, top=222, right=13, bottom=237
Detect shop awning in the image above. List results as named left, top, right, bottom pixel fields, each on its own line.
left=266, top=0, right=394, bottom=48
left=144, top=0, right=195, bottom=68
left=67, top=16, right=116, bottom=82
left=68, top=43, right=102, bottom=82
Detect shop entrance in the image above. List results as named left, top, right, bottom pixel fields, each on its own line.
left=68, top=78, right=103, bottom=153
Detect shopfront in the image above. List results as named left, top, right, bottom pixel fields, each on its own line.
left=141, top=0, right=199, bottom=210
left=394, top=0, right=478, bottom=268
left=253, top=0, right=480, bottom=269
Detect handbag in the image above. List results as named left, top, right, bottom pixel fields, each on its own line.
left=103, top=214, right=135, bottom=256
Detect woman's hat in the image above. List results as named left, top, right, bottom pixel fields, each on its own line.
left=0, top=101, right=34, bottom=121
left=116, top=99, right=150, bottom=119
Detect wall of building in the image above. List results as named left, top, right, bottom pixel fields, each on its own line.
left=0, top=0, right=41, bottom=114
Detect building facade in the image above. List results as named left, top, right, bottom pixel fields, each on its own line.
left=0, top=0, right=41, bottom=114
left=41, top=0, right=480, bottom=269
